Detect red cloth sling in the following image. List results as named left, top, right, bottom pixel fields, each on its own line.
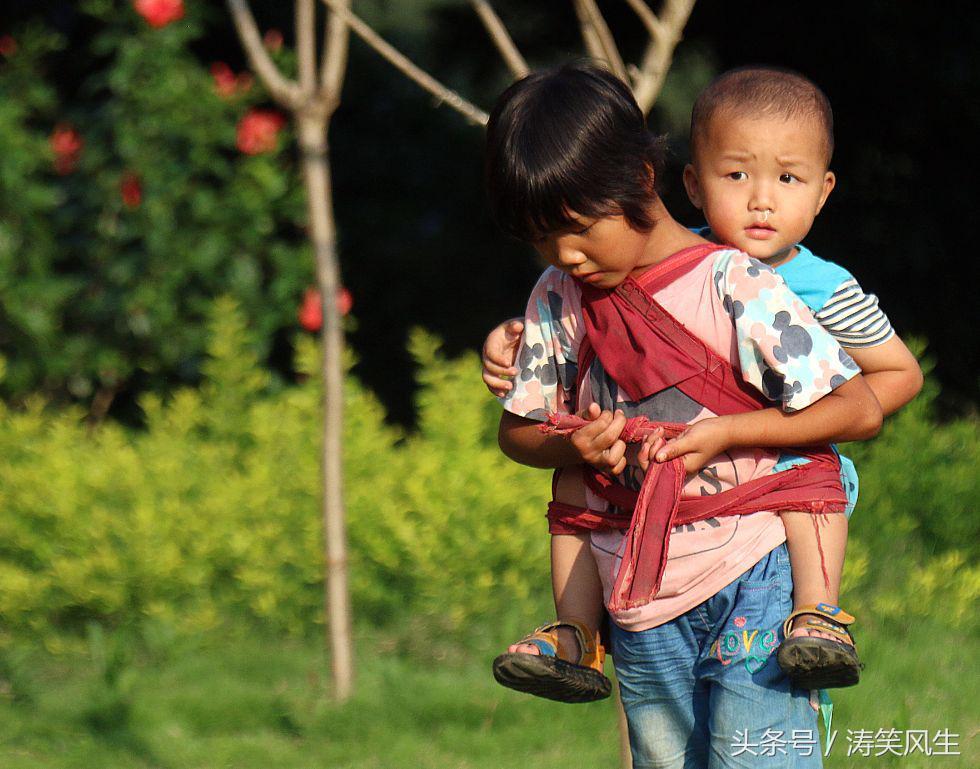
left=544, top=244, right=847, bottom=613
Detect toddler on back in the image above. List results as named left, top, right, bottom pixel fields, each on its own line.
left=484, top=67, right=922, bottom=699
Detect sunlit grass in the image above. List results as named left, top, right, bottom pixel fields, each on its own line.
left=0, top=615, right=974, bottom=769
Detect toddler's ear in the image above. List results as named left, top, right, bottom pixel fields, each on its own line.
left=815, top=170, right=836, bottom=214
left=682, top=164, right=703, bottom=209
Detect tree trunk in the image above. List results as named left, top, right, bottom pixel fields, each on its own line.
left=298, top=112, right=353, bottom=701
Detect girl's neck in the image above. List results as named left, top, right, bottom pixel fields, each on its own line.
left=637, top=200, right=707, bottom=269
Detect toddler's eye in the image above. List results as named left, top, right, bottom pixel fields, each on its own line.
left=779, top=173, right=799, bottom=184
left=727, top=171, right=746, bottom=181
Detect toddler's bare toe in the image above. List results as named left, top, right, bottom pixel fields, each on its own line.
left=788, top=620, right=852, bottom=646
left=508, top=642, right=541, bottom=655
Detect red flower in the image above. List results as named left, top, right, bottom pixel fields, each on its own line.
left=133, top=0, right=185, bottom=29
left=0, top=35, right=17, bottom=57
left=120, top=172, right=142, bottom=209
left=298, top=288, right=322, bottom=332
left=298, top=286, right=353, bottom=332
left=337, top=287, right=353, bottom=317
left=263, top=29, right=284, bottom=53
left=211, top=63, right=253, bottom=99
left=210, top=62, right=237, bottom=98
left=50, top=124, right=83, bottom=175
left=236, top=109, right=286, bottom=155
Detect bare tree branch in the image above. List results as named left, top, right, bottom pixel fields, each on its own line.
left=571, top=0, right=605, bottom=62
left=628, top=0, right=696, bottom=114
left=319, top=0, right=351, bottom=104
left=572, top=0, right=628, bottom=83
left=226, top=0, right=303, bottom=108
left=625, top=0, right=664, bottom=42
left=297, top=0, right=317, bottom=95
left=470, top=0, right=529, bottom=79
left=320, top=0, right=488, bottom=126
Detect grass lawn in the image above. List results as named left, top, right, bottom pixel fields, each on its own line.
left=0, top=617, right=975, bottom=769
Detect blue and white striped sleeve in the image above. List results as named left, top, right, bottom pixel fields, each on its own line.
left=814, top=279, right=895, bottom=348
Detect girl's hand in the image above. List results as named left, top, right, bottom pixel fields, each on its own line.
left=481, top=317, right=525, bottom=397
left=570, top=403, right=629, bottom=475
left=651, top=417, right=734, bottom=475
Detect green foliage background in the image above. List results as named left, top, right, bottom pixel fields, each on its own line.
left=0, top=301, right=976, bottom=653
left=0, top=0, right=976, bottom=672
left=0, top=2, right=310, bottom=403
left=0, top=3, right=976, bottom=766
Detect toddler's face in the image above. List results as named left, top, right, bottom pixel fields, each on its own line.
left=683, top=110, right=835, bottom=264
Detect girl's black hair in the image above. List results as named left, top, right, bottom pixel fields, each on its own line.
left=485, top=63, right=667, bottom=242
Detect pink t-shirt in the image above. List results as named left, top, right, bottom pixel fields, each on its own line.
left=500, top=248, right=858, bottom=631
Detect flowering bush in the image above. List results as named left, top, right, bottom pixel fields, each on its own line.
left=0, top=6, right=313, bottom=404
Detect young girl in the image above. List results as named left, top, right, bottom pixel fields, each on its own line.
left=485, top=67, right=921, bottom=704
left=483, top=63, right=882, bottom=766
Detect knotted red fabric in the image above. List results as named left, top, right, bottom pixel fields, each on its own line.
left=543, top=244, right=847, bottom=613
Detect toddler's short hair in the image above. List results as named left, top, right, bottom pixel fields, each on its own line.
left=485, top=63, right=667, bottom=242
left=690, top=66, right=834, bottom=165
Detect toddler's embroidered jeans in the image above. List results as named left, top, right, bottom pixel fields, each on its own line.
left=610, top=543, right=821, bottom=769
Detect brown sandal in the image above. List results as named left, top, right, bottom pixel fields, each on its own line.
left=492, top=618, right=611, bottom=703
left=776, top=603, right=862, bottom=689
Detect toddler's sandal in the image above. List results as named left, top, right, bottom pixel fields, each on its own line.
left=777, top=603, right=862, bottom=690
left=492, top=618, right=611, bottom=703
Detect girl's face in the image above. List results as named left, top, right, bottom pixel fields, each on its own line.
left=532, top=212, right=654, bottom=289
left=683, top=110, right=835, bottom=265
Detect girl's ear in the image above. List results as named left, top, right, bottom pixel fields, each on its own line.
left=642, top=162, right=658, bottom=195
left=683, top=164, right=703, bottom=209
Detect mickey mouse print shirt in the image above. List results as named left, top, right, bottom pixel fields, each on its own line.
left=500, top=247, right=860, bottom=630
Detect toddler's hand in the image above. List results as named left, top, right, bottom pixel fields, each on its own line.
left=481, top=317, right=524, bottom=398
left=652, top=417, right=734, bottom=475
left=636, top=427, right=667, bottom=471
left=569, top=403, right=629, bottom=476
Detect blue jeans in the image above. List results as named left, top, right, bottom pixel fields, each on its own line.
left=611, top=544, right=820, bottom=769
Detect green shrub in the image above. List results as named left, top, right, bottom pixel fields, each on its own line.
left=840, top=346, right=979, bottom=631
left=0, top=302, right=975, bottom=650
left=843, top=352, right=979, bottom=560
left=0, top=299, right=550, bottom=649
